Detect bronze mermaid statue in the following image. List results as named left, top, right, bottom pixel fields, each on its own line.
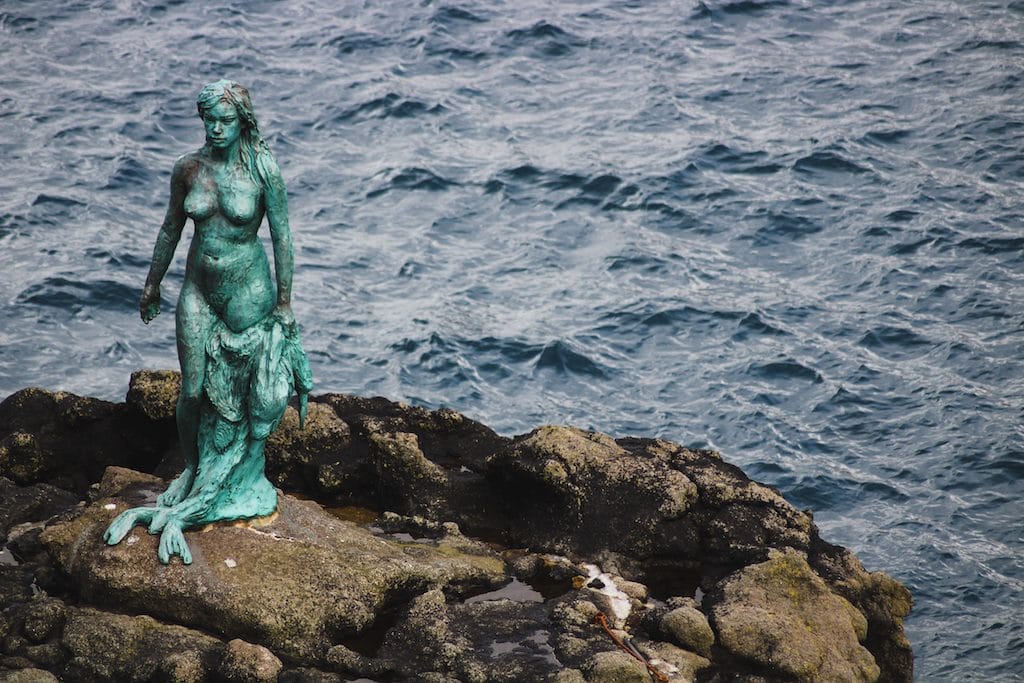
left=104, top=80, right=312, bottom=564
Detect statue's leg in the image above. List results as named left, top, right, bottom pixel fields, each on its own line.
left=103, top=506, right=157, bottom=545
left=156, top=458, right=194, bottom=507
left=158, top=281, right=216, bottom=508
left=156, top=463, right=194, bottom=507
left=152, top=418, right=246, bottom=528
left=157, top=518, right=192, bottom=565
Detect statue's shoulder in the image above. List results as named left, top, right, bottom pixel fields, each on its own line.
left=255, top=146, right=282, bottom=178
left=172, top=151, right=204, bottom=181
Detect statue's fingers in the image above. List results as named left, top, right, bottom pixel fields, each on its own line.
left=141, top=302, right=160, bottom=323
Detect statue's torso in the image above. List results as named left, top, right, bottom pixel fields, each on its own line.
left=181, top=151, right=274, bottom=331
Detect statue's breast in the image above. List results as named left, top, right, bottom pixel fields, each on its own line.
left=184, top=181, right=218, bottom=222
left=218, top=179, right=260, bottom=225
left=184, top=166, right=262, bottom=226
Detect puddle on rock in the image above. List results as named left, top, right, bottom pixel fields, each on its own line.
left=465, top=577, right=544, bottom=604
left=482, top=629, right=558, bottom=666
left=0, top=546, right=19, bottom=566
left=488, top=639, right=521, bottom=656
left=463, top=562, right=577, bottom=604
left=322, top=505, right=440, bottom=544
left=529, top=573, right=577, bottom=601
left=325, top=505, right=382, bottom=525
left=387, top=531, right=436, bottom=544
left=525, top=629, right=559, bottom=666
left=365, top=527, right=437, bottom=544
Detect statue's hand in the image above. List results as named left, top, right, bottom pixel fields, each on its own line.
left=273, top=302, right=296, bottom=331
left=140, top=284, right=161, bottom=324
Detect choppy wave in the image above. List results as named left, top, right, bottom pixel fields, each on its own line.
left=2, top=1, right=1023, bottom=679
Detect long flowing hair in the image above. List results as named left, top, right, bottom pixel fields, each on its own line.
left=196, top=80, right=275, bottom=188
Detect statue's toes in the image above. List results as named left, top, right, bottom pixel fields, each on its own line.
left=156, top=470, right=194, bottom=507
left=157, top=487, right=185, bottom=507
left=157, top=484, right=184, bottom=507
left=104, top=511, right=137, bottom=545
left=102, top=523, right=121, bottom=545
left=177, top=537, right=193, bottom=565
left=157, top=533, right=173, bottom=564
left=158, top=523, right=192, bottom=565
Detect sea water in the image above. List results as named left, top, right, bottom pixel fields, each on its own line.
left=1, top=1, right=1021, bottom=679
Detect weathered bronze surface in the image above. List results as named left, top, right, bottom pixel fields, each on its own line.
left=104, top=81, right=312, bottom=564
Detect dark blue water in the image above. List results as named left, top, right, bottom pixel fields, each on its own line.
left=1, top=1, right=1022, bottom=678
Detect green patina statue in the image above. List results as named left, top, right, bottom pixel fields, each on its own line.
left=104, top=80, right=312, bottom=564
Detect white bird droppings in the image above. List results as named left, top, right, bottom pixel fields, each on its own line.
left=582, top=563, right=632, bottom=622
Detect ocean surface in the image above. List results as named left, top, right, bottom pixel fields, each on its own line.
left=1, top=0, right=1021, bottom=679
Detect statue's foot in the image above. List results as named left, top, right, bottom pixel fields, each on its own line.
left=157, top=520, right=192, bottom=565
left=103, top=507, right=156, bottom=546
left=157, top=468, right=195, bottom=507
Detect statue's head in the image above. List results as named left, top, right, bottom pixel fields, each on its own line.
left=194, top=80, right=260, bottom=154
left=195, top=80, right=271, bottom=184
left=196, top=79, right=257, bottom=135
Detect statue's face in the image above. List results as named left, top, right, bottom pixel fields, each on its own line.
left=202, top=99, right=242, bottom=150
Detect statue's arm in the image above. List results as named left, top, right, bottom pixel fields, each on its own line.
left=263, top=156, right=293, bottom=310
left=140, top=156, right=190, bottom=322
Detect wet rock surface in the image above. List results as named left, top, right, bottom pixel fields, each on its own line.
left=0, top=371, right=913, bottom=681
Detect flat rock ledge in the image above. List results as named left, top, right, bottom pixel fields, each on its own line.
left=0, top=371, right=913, bottom=682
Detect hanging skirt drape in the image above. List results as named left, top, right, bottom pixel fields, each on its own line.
left=170, top=312, right=313, bottom=527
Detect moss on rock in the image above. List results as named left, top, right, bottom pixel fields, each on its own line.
left=710, top=549, right=880, bottom=683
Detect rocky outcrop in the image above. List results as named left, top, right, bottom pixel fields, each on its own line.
left=0, top=478, right=78, bottom=543
left=483, top=428, right=814, bottom=580
left=0, top=375, right=177, bottom=493
left=0, top=371, right=913, bottom=681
